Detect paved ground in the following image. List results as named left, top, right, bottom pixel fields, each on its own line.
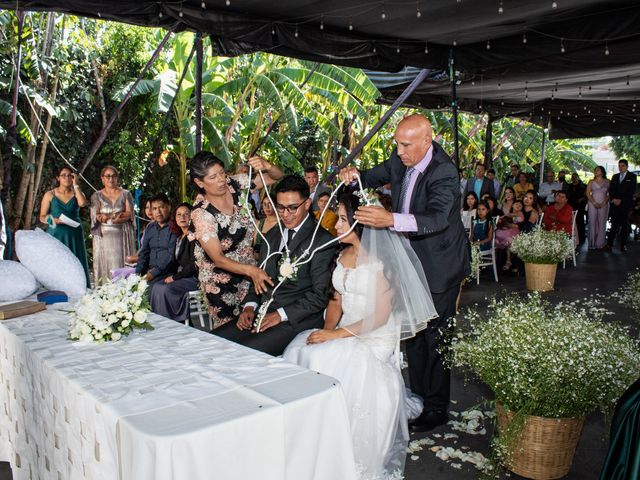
left=404, top=239, right=640, bottom=480
left=1, top=239, right=637, bottom=480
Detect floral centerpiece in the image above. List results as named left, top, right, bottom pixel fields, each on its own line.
left=450, top=293, right=640, bottom=479
left=69, top=275, right=154, bottom=343
left=509, top=227, right=573, bottom=291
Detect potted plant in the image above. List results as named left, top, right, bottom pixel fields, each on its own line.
left=450, top=294, right=640, bottom=480
left=509, top=227, right=573, bottom=291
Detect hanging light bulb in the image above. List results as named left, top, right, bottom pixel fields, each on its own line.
left=396, top=42, right=401, bottom=53
left=271, top=25, right=276, bottom=35
left=158, top=10, right=164, bottom=18
left=579, top=87, right=582, bottom=98
left=201, top=1, right=206, bottom=8
left=498, top=0, right=504, bottom=14
left=320, top=15, right=324, bottom=30
left=560, top=38, right=565, bottom=53
left=471, top=80, right=475, bottom=86
left=552, top=1, right=558, bottom=8
left=226, top=0, right=230, bottom=5
left=588, top=82, right=592, bottom=90
left=349, top=18, right=353, bottom=30
left=381, top=2, right=387, bottom=20
left=424, top=41, right=429, bottom=54
left=497, top=82, right=501, bottom=89
left=294, top=25, right=299, bottom=37
left=551, top=90, right=555, bottom=100
left=373, top=44, right=377, bottom=53
left=626, top=76, right=630, bottom=86
left=605, top=42, right=610, bottom=56
left=486, top=40, right=491, bottom=50
left=522, top=33, right=528, bottom=44
left=416, top=0, right=422, bottom=18
left=453, top=39, right=457, bottom=46
left=179, top=9, right=183, bottom=17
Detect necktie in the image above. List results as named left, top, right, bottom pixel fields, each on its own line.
left=399, top=168, right=415, bottom=208
left=620, top=173, right=625, bottom=183
left=282, top=229, right=295, bottom=252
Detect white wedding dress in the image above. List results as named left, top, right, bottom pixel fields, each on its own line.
left=283, top=260, right=409, bottom=480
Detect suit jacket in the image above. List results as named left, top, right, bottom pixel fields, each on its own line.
left=245, top=214, right=337, bottom=332
left=464, top=176, right=495, bottom=199
left=169, top=236, right=197, bottom=280
left=609, top=172, right=637, bottom=210
left=360, top=141, right=470, bottom=293
left=310, top=184, right=332, bottom=212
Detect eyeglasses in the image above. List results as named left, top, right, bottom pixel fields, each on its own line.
left=275, top=201, right=305, bottom=214
left=102, top=174, right=118, bottom=179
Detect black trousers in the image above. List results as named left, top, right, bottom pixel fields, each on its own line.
left=405, top=283, right=459, bottom=412
left=608, top=206, right=631, bottom=247
left=213, top=320, right=298, bottom=356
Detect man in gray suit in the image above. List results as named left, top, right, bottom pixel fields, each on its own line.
left=214, top=175, right=336, bottom=356
left=340, top=114, right=469, bottom=432
left=464, top=162, right=495, bottom=199
left=305, top=166, right=332, bottom=213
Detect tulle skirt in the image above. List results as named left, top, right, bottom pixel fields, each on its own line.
left=283, top=330, right=408, bottom=480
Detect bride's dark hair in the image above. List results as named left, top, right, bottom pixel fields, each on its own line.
left=336, top=187, right=365, bottom=240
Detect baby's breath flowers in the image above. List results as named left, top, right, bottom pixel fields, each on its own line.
left=510, top=227, right=573, bottom=264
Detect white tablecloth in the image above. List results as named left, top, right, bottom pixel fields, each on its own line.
left=0, top=304, right=357, bottom=480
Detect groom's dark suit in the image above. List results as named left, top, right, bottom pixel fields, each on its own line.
left=214, top=214, right=336, bottom=356
left=360, top=141, right=469, bottom=412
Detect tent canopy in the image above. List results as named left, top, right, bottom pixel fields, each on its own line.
left=2, top=0, right=640, bottom=138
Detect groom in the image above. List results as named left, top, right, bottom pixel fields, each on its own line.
left=214, top=175, right=337, bottom=356
left=340, top=114, right=469, bottom=432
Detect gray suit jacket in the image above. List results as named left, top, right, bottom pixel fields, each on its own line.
left=464, top=176, right=495, bottom=199
left=360, top=142, right=469, bottom=293
left=245, top=215, right=337, bottom=332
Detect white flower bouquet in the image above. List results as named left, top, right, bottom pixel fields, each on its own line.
left=616, top=270, right=640, bottom=320
left=69, top=275, right=154, bottom=343
left=509, top=227, right=573, bottom=264
left=451, top=293, right=640, bottom=418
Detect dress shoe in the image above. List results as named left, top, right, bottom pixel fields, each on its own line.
left=409, top=410, right=449, bottom=433
left=600, top=245, right=612, bottom=251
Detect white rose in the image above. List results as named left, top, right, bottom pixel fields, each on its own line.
left=133, top=311, right=147, bottom=324
left=111, top=332, right=122, bottom=342
left=79, top=334, right=94, bottom=343
left=125, top=311, right=133, bottom=320
left=279, top=261, right=295, bottom=279
left=108, top=314, right=118, bottom=324
left=121, top=320, right=130, bottom=328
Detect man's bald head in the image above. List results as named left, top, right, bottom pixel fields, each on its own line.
left=394, top=114, right=433, bottom=167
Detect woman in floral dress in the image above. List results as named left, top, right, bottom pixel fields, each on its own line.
left=189, top=152, right=283, bottom=330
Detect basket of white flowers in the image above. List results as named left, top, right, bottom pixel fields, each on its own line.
left=451, top=293, right=640, bottom=479
left=509, top=227, right=573, bottom=291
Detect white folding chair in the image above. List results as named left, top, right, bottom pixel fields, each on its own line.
left=563, top=210, right=578, bottom=268
left=187, top=290, right=212, bottom=331
left=536, top=211, right=544, bottom=227
left=473, top=217, right=499, bottom=284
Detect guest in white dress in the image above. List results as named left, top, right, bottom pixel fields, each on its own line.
left=284, top=191, right=437, bottom=480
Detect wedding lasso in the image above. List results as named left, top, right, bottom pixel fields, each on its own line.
left=243, top=164, right=372, bottom=333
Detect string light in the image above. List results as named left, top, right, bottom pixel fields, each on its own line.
left=588, top=82, right=592, bottom=91
left=271, top=25, right=276, bottom=35
left=552, top=1, right=558, bottom=8
left=372, top=44, right=377, bottom=53
left=498, top=0, right=504, bottom=14
left=522, top=33, right=527, bottom=44
left=453, top=40, right=457, bottom=46
left=320, top=15, right=324, bottom=30
left=424, top=41, right=429, bottom=54
left=578, top=87, right=582, bottom=98
left=560, top=38, right=565, bottom=53
left=225, top=0, right=231, bottom=5
left=201, top=1, right=206, bottom=8
left=348, top=18, right=353, bottom=30
left=396, top=41, right=401, bottom=53
left=626, top=76, right=630, bottom=86
left=498, top=82, right=501, bottom=89
left=381, top=2, right=387, bottom=20
left=486, top=40, right=491, bottom=50
left=607, top=89, right=611, bottom=100
left=416, top=0, right=422, bottom=18
left=551, top=90, right=555, bottom=100
left=605, top=41, right=610, bottom=56
left=158, top=10, right=163, bottom=18
left=294, top=24, right=299, bottom=37
left=178, top=5, right=184, bottom=17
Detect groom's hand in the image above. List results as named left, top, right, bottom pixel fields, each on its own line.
left=252, top=311, right=281, bottom=333
left=237, top=307, right=255, bottom=330
left=354, top=206, right=394, bottom=228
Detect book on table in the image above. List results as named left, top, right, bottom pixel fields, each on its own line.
left=0, top=301, right=46, bottom=320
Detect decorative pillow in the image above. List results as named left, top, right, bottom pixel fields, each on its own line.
left=15, top=229, right=87, bottom=297
left=0, top=260, right=39, bottom=301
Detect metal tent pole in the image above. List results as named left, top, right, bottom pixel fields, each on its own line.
left=449, top=49, right=460, bottom=168
left=484, top=116, right=494, bottom=168
left=539, top=128, right=547, bottom=185
left=195, top=32, right=203, bottom=152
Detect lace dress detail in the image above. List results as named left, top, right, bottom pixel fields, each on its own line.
left=284, top=261, right=409, bottom=480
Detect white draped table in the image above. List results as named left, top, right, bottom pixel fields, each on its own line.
left=0, top=305, right=357, bottom=480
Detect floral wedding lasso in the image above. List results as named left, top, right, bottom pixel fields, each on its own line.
left=243, top=164, right=374, bottom=332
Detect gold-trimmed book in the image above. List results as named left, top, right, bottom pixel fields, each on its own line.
left=0, top=301, right=46, bottom=320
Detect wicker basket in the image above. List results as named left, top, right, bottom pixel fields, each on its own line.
left=524, top=263, right=557, bottom=292
left=496, top=403, right=585, bottom=479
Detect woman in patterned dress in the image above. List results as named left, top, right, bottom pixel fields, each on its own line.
left=189, top=152, right=283, bottom=330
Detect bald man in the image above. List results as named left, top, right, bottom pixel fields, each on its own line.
left=340, top=114, right=469, bottom=432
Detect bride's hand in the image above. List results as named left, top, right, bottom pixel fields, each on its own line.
left=306, top=329, right=342, bottom=345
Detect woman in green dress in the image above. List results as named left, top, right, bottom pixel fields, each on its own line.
left=39, top=166, right=91, bottom=286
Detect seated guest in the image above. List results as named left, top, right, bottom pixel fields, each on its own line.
left=254, top=194, right=278, bottom=253
left=112, top=198, right=155, bottom=280
left=521, top=191, right=540, bottom=233
left=514, top=172, right=534, bottom=200
left=542, top=191, right=573, bottom=235
left=482, top=194, right=503, bottom=217
left=504, top=164, right=520, bottom=189
left=136, top=193, right=178, bottom=284
left=566, top=172, right=587, bottom=245
left=496, top=200, right=525, bottom=270
left=498, top=187, right=516, bottom=214
left=538, top=171, right=562, bottom=207
left=214, top=175, right=337, bottom=356
left=464, top=162, right=495, bottom=199
left=314, top=192, right=338, bottom=236
left=150, top=203, right=198, bottom=322
left=461, top=192, right=479, bottom=231
left=470, top=201, right=494, bottom=252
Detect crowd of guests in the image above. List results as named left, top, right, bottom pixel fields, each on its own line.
left=459, top=159, right=638, bottom=273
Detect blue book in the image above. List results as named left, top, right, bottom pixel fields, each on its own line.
left=37, top=290, right=68, bottom=305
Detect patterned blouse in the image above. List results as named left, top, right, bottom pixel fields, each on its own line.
left=188, top=174, right=257, bottom=330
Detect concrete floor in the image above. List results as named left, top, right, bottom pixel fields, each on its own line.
left=404, top=240, right=640, bottom=480
left=1, top=240, right=637, bottom=480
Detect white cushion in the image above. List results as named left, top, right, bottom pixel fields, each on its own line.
left=0, top=260, right=39, bottom=301
left=15, top=229, right=87, bottom=296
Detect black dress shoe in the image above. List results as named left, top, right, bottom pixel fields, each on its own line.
left=409, top=410, right=449, bottom=433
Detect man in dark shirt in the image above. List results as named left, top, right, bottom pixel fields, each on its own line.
left=136, top=193, right=177, bottom=284
left=566, top=173, right=587, bottom=245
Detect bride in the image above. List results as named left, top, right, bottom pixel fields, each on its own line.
left=283, top=190, right=438, bottom=480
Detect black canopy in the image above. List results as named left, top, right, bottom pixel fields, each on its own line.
left=2, top=0, right=640, bottom=138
